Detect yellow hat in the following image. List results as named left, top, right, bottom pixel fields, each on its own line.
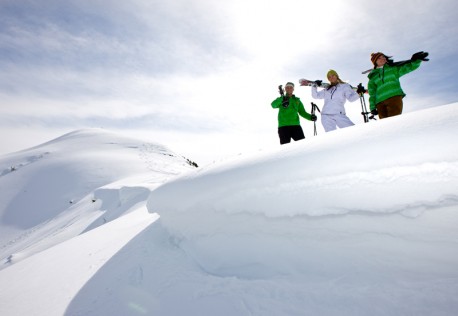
left=327, top=69, right=338, bottom=78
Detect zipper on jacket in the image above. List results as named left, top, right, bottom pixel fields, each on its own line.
left=330, top=86, right=337, bottom=99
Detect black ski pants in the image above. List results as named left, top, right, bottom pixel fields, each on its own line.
left=278, top=125, right=305, bottom=145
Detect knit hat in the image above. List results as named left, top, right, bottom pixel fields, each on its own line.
left=326, top=69, right=344, bottom=84
left=370, top=52, right=386, bottom=66
left=285, top=82, right=294, bottom=88
left=327, top=69, right=338, bottom=79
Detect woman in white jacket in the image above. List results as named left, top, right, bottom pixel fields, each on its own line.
left=312, top=70, right=360, bottom=132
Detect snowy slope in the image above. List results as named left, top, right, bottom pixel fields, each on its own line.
left=1, top=104, right=458, bottom=316
left=0, top=128, right=196, bottom=267
left=148, top=103, right=458, bottom=219
left=0, top=207, right=158, bottom=316
left=140, top=103, right=458, bottom=315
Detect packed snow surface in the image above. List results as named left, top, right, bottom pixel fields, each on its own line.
left=1, top=103, right=458, bottom=315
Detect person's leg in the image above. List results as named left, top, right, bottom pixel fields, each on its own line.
left=377, top=96, right=403, bottom=119
left=377, top=103, right=388, bottom=119
left=290, top=125, right=305, bottom=141
left=278, top=126, right=291, bottom=144
left=321, top=114, right=337, bottom=132
left=385, top=95, right=403, bottom=117
left=335, top=114, right=355, bottom=129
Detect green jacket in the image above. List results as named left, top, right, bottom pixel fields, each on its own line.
left=367, top=60, right=421, bottom=110
left=271, top=95, right=312, bottom=127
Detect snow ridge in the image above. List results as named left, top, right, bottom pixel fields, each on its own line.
left=1, top=105, right=458, bottom=316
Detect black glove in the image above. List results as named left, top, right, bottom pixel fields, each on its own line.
left=371, top=109, right=378, bottom=116
left=281, top=96, right=289, bottom=108
left=314, top=80, right=322, bottom=87
left=411, top=51, right=429, bottom=62
left=356, top=83, right=366, bottom=95
left=311, top=114, right=317, bottom=121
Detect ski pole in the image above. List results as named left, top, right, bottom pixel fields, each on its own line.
left=359, top=94, right=376, bottom=122
left=357, top=83, right=375, bottom=123
left=359, top=94, right=369, bottom=123
left=311, top=102, right=320, bottom=136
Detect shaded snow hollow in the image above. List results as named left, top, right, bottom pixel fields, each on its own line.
left=1, top=104, right=458, bottom=316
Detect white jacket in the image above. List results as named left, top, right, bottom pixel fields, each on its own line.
left=312, top=83, right=359, bottom=115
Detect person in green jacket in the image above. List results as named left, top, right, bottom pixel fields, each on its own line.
left=271, top=82, right=316, bottom=145
left=367, top=51, right=429, bottom=119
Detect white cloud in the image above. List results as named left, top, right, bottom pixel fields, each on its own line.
left=0, top=0, right=457, bottom=161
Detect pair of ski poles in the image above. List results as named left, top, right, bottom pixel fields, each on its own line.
left=310, top=83, right=375, bottom=136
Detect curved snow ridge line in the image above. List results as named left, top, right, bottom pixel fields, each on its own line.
left=0, top=193, right=105, bottom=269
left=313, top=194, right=458, bottom=218
left=294, top=161, right=458, bottom=188
left=1, top=186, right=154, bottom=269
left=161, top=194, right=458, bottom=238
left=0, top=152, right=51, bottom=176
left=0, top=217, right=53, bottom=254
left=138, top=143, right=195, bottom=176
left=205, top=161, right=458, bottom=218
left=0, top=185, right=153, bottom=267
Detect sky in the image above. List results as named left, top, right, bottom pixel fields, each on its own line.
left=0, top=103, right=457, bottom=315
left=1, top=0, right=458, bottom=165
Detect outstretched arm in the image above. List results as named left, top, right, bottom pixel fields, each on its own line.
left=311, top=85, right=325, bottom=99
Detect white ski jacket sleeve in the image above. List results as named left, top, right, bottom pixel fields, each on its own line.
left=312, top=83, right=359, bottom=115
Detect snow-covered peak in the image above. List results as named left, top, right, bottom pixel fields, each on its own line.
left=0, top=128, right=196, bottom=267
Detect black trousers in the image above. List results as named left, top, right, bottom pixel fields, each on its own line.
left=278, top=125, right=305, bottom=145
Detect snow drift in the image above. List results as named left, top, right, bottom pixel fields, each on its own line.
left=144, top=103, right=458, bottom=314
left=1, top=104, right=458, bottom=316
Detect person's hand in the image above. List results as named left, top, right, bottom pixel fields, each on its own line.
left=371, top=109, right=378, bottom=116
left=299, top=79, right=309, bottom=86
left=411, top=51, right=429, bottom=61
left=314, top=80, right=322, bottom=87
left=356, top=83, right=366, bottom=95
left=281, top=96, right=289, bottom=108
left=311, top=114, right=317, bottom=121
